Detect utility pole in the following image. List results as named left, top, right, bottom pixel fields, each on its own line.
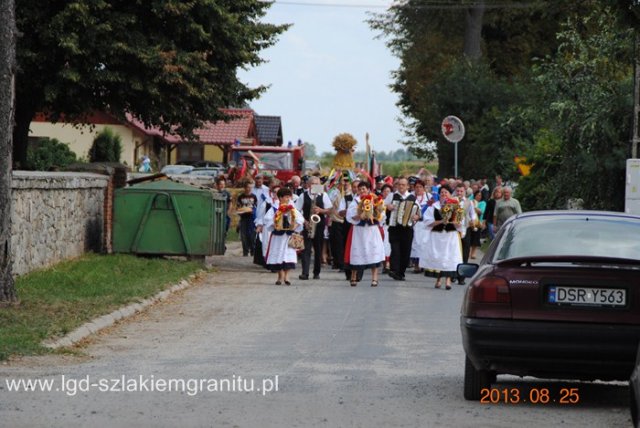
left=633, top=32, right=640, bottom=158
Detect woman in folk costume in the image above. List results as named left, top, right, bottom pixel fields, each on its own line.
left=410, top=179, right=432, bottom=273
left=344, top=181, right=386, bottom=287
left=263, top=188, right=304, bottom=285
left=254, top=181, right=281, bottom=268
left=419, top=185, right=464, bottom=290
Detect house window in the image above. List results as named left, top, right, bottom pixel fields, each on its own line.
left=177, top=144, right=204, bottom=163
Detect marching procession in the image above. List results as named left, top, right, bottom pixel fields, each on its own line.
left=230, top=133, right=518, bottom=288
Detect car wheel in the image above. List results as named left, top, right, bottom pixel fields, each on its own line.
left=464, top=355, right=495, bottom=400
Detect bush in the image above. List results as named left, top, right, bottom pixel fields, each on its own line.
left=89, top=127, right=122, bottom=162
left=25, top=138, right=77, bottom=171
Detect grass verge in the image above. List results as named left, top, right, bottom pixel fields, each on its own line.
left=480, top=239, right=492, bottom=253
left=0, top=253, right=202, bottom=360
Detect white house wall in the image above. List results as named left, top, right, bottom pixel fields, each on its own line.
left=29, top=122, right=147, bottom=168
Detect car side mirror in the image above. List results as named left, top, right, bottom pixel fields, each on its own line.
left=457, top=263, right=479, bottom=278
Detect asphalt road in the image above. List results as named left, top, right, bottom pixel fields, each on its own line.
left=0, top=242, right=631, bottom=427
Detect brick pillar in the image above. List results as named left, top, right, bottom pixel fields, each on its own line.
left=103, top=176, right=114, bottom=254
left=103, top=165, right=127, bottom=254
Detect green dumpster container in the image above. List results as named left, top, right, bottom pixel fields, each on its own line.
left=113, top=180, right=226, bottom=256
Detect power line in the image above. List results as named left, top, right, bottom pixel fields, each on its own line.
left=268, top=0, right=388, bottom=8
left=266, top=1, right=538, bottom=9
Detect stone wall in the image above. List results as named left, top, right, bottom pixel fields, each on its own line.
left=11, top=171, right=109, bottom=276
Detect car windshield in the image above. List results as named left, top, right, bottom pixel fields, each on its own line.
left=237, top=151, right=292, bottom=170
left=493, top=215, right=640, bottom=261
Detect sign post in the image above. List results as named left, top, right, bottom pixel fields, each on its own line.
left=441, top=116, right=465, bottom=177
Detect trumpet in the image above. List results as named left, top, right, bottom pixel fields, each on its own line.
left=310, top=213, right=321, bottom=224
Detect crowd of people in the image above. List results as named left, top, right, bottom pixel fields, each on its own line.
left=226, top=172, right=522, bottom=288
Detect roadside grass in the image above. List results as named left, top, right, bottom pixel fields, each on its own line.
left=0, top=253, right=202, bottom=360
left=481, top=239, right=492, bottom=253
left=226, top=226, right=239, bottom=242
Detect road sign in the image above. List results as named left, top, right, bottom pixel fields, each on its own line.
left=442, top=116, right=464, bottom=177
left=442, top=116, right=465, bottom=143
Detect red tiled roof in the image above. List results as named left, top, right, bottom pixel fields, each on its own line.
left=196, top=109, right=255, bottom=145
left=125, top=109, right=256, bottom=145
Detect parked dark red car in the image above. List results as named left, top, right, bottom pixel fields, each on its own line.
left=458, top=211, right=640, bottom=400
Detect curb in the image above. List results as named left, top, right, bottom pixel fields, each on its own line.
left=42, top=272, right=204, bottom=349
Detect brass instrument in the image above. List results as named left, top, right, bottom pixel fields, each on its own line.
left=306, top=193, right=320, bottom=239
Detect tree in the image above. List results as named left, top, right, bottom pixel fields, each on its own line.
left=0, top=0, right=17, bottom=303
left=13, top=1, right=288, bottom=167
left=517, top=4, right=633, bottom=211
left=303, top=142, right=318, bottom=159
left=89, top=128, right=122, bottom=162
left=403, top=58, right=526, bottom=178
left=463, top=1, right=485, bottom=60
left=368, top=1, right=588, bottom=177
left=26, top=138, right=77, bottom=171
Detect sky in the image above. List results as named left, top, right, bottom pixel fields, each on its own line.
left=239, top=0, right=404, bottom=156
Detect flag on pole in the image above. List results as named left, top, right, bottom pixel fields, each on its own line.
left=370, top=151, right=379, bottom=178
left=365, top=132, right=371, bottom=176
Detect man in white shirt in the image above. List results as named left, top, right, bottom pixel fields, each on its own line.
left=289, top=175, right=304, bottom=197
left=251, top=174, right=269, bottom=202
left=384, top=177, right=417, bottom=281
left=295, top=176, right=332, bottom=280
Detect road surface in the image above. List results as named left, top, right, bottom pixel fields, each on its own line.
left=0, top=243, right=631, bottom=427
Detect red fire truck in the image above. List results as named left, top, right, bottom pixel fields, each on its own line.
left=229, top=145, right=305, bottom=184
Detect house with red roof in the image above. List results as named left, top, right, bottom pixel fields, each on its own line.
left=29, top=108, right=276, bottom=169
left=30, top=111, right=156, bottom=169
